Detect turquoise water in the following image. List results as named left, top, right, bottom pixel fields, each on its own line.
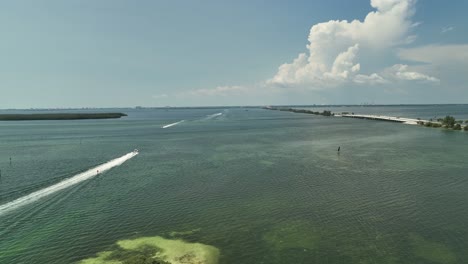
left=1, top=106, right=468, bottom=263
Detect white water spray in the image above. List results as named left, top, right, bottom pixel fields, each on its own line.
left=161, top=120, right=185, bottom=128
left=205, top=113, right=222, bottom=119
left=0, top=151, right=138, bottom=216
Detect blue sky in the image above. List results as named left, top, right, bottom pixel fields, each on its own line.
left=1, top=0, right=467, bottom=108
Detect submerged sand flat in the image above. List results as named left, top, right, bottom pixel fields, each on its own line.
left=79, top=236, right=220, bottom=264
left=409, top=233, right=456, bottom=264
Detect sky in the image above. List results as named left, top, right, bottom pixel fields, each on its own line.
left=1, top=0, right=468, bottom=108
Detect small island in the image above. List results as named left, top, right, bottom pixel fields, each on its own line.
left=264, top=106, right=334, bottom=117
left=0, top=113, right=127, bottom=121
left=264, top=106, right=468, bottom=132
left=418, top=116, right=468, bottom=131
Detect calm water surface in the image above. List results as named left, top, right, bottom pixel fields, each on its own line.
left=1, top=106, right=467, bottom=264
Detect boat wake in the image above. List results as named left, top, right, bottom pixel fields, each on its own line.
left=161, top=112, right=223, bottom=128
left=162, top=120, right=185, bottom=128
left=204, top=112, right=223, bottom=120
left=0, top=151, right=138, bottom=216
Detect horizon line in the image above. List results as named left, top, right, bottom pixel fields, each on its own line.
left=1, top=103, right=468, bottom=111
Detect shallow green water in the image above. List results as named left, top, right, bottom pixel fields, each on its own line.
left=1, top=107, right=467, bottom=263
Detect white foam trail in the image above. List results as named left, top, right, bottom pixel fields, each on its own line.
left=0, top=151, right=138, bottom=216
left=206, top=113, right=223, bottom=119
left=162, top=120, right=185, bottom=128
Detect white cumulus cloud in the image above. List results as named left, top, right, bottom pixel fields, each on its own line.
left=268, top=0, right=437, bottom=88
left=178, top=0, right=442, bottom=102
left=384, top=64, right=439, bottom=82
left=441, top=26, right=454, bottom=33
left=398, top=44, right=468, bottom=64
left=354, top=73, right=387, bottom=84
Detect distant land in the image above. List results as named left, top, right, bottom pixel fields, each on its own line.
left=0, top=113, right=127, bottom=121
left=2, top=104, right=468, bottom=111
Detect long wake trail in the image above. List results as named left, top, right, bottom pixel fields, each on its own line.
left=161, top=112, right=223, bottom=129
left=161, top=120, right=185, bottom=128
left=204, top=112, right=223, bottom=119
left=0, top=151, right=138, bottom=216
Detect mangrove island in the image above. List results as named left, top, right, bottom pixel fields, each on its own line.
left=264, top=106, right=334, bottom=117
left=0, top=113, right=127, bottom=121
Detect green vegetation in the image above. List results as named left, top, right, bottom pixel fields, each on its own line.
left=0, top=113, right=127, bottom=121
left=84, top=247, right=170, bottom=264
left=420, top=115, right=468, bottom=131
left=262, top=219, right=404, bottom=264
left=6, top=113, right=128, bottom=121
left=264, top=107, right=334, bottom=117
left=168, top=228, right=201, bottom=238
left=422, top=122, right=442, bottom=128
left=408, top=233, right=457, bottom=264
left=265, top=108, right=466, bottom=133
left=79, top=236, right=220, bottom=264
left=441, top=115, right=456, bottom=128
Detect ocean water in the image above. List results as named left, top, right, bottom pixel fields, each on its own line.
left=0, top=106, right=468, bottom=264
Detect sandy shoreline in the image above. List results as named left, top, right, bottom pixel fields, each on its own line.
left=338, top=114, right=429, bottom=125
